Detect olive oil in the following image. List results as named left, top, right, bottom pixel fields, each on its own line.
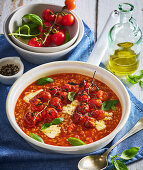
left=108, top=42, right=139, bottom=75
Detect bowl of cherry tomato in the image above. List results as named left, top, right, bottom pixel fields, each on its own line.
left=8, top=3, right=79, bottom=53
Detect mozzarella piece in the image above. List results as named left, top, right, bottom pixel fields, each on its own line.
left=41, top=125, right=61, bottom=138
left=23, top=89, right=43, bottom=103
left=62, top=100, right=79, bottom=115
left=95, top=120, right=106, bottom=131
left=104, top=112, right=113, bottom=120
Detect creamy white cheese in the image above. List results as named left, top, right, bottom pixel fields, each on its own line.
left=41, top=125, right=61, bottom=138
left=95, top=120, right=106, bottom=131
left=23, top=89, right=43, bottom=103
left=62, top=100, right=79, bottom=115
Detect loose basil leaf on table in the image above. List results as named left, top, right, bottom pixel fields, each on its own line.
left=52, top=117, right=64, bottom=125
left=139, top=80, right=143, bottom=88
left=101, top=100, right=119, bottom=111
left=67, top=137, right=86, bottom=146
left=30, top=133, right=44, bottom=143
left=68, top=92, right=76, bottom=101
left=114, top=160, right=128, bottom=170
left=120, top=147, right=140, bottom=160
left=126, top=75, right=138, bottom=84
left=110, top=154, right=119, bottom=165
left=36, top=77, right=54, bottom=85
left=64, top=31, right=70, bottom=44
left=41, top=122, right=52, bottom=130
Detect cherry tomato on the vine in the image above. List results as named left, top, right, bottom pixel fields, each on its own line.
left=55, top=14, right=63, bottom=25
left=28, top=37, right=42, bottom=47
left=42, top=9, right=55, bottom=22
left=38, top=22, right=51, bottom=33
left=62, top=14, right=75, bottom=26
left=51, top=31, right=65, bottom=46
left=38, top=33, right=51, bottom=47
left=65, top=0, right=76, bottom=11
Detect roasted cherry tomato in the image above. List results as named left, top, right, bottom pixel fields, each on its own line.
left=28, top=37, right=42, bottom=47
left=42, top=9, right=55, bottom=22
left=60, top=91, right=68, bottom=103
left=62, top=14, right=75, bottom=26
left=84, top=116, right=96, bottom=128
left=36, top=91, right=51, bottom=102
left=61, top=83, right=72, bottom=92
left=42, top=108, right=58, bottom=122
left=30, top=98, right=45, bottom=112
left=38, top=22, right=51, bottom=33
left=76, top=103, right=89, bottom=114
left=88, top=99, right=102, bottom=109
left=48, top=86, right=60, bottom=96
left=24, top=112, right=35, bottom=128
left=49, top=97, right=62, bottom=111
left=65, top=0, right=76, bottom=10
left=90, top=110, right=105, bottom=120
left=55, top=14, right=63, bottom=25
left=51, top=31, right=65, bottom=46
left=96, top=90, right=109, bottom=101
left=77, top=91, right=90, bottom=102
left=72, top=112, right=85, bottom=124
left=85, top=82, right=97, bottom=94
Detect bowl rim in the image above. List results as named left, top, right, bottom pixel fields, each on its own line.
left=8, top=3, right=80, bottom=52
left=6, top=61, right=131, bottom=152
left=4, top=8, right=84, bottom=56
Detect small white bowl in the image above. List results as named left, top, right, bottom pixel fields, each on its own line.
left=0, top=57, right=24, bottom=85
left=8, top=3, right=79, bottom=53
left=6, top=61, right=130, bottom=154
left=4, top=10, right=84, bottom=64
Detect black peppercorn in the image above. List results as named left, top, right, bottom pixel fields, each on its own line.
left=0, top=64, right=19, bottom=76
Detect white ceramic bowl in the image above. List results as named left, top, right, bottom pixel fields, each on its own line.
left=4, top=10, right=84, bottom=64
left=8, top=3, right=79, bottom=53
left=0, top=57, right=24, bottom=85
left=6, top=61, right=130, bottom=154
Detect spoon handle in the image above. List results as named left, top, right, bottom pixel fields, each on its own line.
left=104, top=117, right=143, bottom=156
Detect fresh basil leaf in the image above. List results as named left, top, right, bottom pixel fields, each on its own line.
left=22, top=14, right=43, bottom=26
left=133, top=70, right=143, bottom=80
left=67, top=137, right=86, bottom=146
left=64, top=31, right=70, bottom=44
left=30, top=133, right=44, bottom=143
left=37, top=77, right=54, bottom=85
left=126, top=75, right=138, bottom=84
left=114, top=160, right=128, bottom=170
left=101, top=100, right=119, bottom=111
left=41, top=122, right=52, bottom=130
left=120, top=147, right=140, bottom=160
left=110, top=154, right=119, bottom=165
left=52, top=117, right=64, bottom=125
left=139, top=80, right=143, bottom=88
left=68, top=92, right=76, bottom=101
left=15, top=25, right=30, bottom=36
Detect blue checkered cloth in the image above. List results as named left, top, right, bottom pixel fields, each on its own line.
left=0, top=22, right=143, bottom=170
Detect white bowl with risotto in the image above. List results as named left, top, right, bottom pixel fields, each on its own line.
left=8, top=3, right=79, bottom=53
left=6, top=61, right=130, bottom=154
left=4, top=9, right=84, bottom=64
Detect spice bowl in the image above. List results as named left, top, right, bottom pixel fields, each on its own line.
left=0, top=57, right=24, bottom=85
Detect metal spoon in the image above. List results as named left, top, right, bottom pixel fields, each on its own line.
left=78, top=117, right=143, bottom=170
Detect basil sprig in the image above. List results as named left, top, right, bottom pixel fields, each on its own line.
left=139, top=80, right=143, bottom=88
left=110, top=147, right=140, bottom=170
left=30, top=133, right=44, bottom=143
left=68, top=92, right=76, bottom=101
left=41, top=117, right=64, bottom=130
left=101, top=100, right=119, bottom=111
left=36, top=77, right=54, bottom=85
left=67, top=137, right=86, bottom=146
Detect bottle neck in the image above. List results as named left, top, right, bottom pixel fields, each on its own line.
left=120, top=11, right=132, bottom=23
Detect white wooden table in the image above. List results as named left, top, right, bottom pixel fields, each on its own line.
left=0, top=0, right=143, bottom=169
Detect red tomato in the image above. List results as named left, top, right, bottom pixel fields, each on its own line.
left=60, top=91, right=68, bottom=103
left=62, top=14, right=75, bottom=26
left=24, top=112, right=35, bottom=128
left=84, top=116, right=96, bottom=128
left=28, top=37, right=42, bottom=47
left=42, top=108, right=58, bottom=122
left=61, top=83, right=72, bottom=92
left=77, top=91, right=90, bottom=102
left=48, top=86, right=61, bottom=96
left=38, top=22, right=51, bottom=32
left=65, top=0, right=76, bottom=10
left=42, top=9, right=55, bottom=22
left=96, top=90, right=109, bottom=101
left=55, top=14, right=63, bottom=25
left=36, top=91, right=51, bottom=102
left=88, top=99, right=102, bottom=109
left=51, top=32, right=65, bottom=46
left=54, top=25, right=66, bottom=33
left=72, top=112, right=85, bottom=124
left=49, top=97, right=62, bottom=111
left=85, top=82, right=97, bottom=94
left=91, top=110, right=105, bottom=120
left=38, top=33, right=51, bottom=47
left=30, top=98, right=45, bottom=112
left=76, top=103, right=89, bottom=114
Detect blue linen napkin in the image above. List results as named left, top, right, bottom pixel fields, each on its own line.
left=0, top=22, right=143, bottom=170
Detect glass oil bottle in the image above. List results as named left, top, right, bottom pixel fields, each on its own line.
left=108, top=3, right=142, bottom=75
